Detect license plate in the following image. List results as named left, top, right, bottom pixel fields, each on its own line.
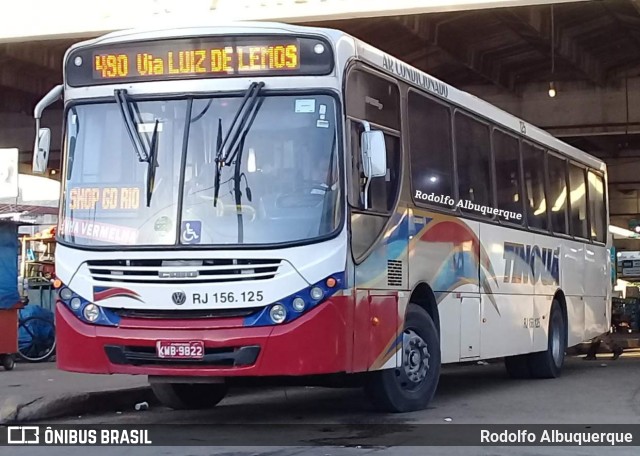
left=156, top=340, right=204, bottom=359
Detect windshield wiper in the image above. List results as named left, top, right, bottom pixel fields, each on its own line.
left=213, top=118, right=223, bottom=207
left=115, top=89, right=163, bottom=207
left=212, top=81, right=265, bottom=209
left=146, top=119, right=160, bottom=207
left=230, top=130, right=257, bottom=243
left=114, top=89, right=148, bottom=162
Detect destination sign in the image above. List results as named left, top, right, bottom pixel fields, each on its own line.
left=66, top=35, right=333, bottom=86
left=94, top=44, right=299, bottom=79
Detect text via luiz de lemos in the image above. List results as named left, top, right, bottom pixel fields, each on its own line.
left=480, top=429, right=633, bottom=446
left=7, top=427, right=152, bottom=445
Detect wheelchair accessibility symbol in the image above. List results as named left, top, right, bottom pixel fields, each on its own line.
left=181, top=221, right=201, bottom=244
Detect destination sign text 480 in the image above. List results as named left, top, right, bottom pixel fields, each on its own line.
left=65, top=35, right=334, bottom=86
left=94, top=44, right=299, bottom=80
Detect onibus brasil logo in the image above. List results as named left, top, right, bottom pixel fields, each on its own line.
left=6, top=426, right=152, bottom=445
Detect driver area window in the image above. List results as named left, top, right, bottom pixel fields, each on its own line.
left=345, top=69, right=401, bottom=214
left=345, top=68, right=401, bottom=261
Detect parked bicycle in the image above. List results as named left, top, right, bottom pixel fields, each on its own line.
left=17, top=299, right=56, bottom=363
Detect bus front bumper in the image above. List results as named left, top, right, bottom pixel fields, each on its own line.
left=55, top=299, right=351, bottom=377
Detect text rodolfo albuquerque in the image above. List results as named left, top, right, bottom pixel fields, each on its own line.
left=415, top=190, right=522, bottom=222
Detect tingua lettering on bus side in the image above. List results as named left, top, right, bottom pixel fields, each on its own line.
left=503, top=242, right=560, bottom=286
left=382, top=54, right=449, bottom=98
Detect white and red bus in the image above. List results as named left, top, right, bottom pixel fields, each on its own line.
left=33, top=22, right=611, bottom=412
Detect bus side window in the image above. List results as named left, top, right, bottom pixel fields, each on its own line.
left=522, top=142, right=548, bottom=231
left=587, top=170, right=606, bottom=243
left=547, top=153, right=569, bottom=235
left=568, top=164, right=588, bottom=238
left=345, top=68, right=401, bottom=213
left=454, top=113, right=492, bottom=212
left=345, top=70, right=400, bottom=131
left=493, top=129, right=523, bottom=223
left=408, top=92, right=454, bottom=208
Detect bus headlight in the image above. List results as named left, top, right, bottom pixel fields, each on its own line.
left=310, top=287, right=324, bottom=301
left=59, top=287, right=73, bottom=301
left=292, top=297, right=305, bottom=312
left=83, top=304, right=100, bottom=322
left=270, top=304, right=287, bottom=324
left=70, top=297, right=82, bottom=310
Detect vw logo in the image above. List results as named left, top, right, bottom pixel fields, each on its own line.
left=172, top=291, right=187, bottom=305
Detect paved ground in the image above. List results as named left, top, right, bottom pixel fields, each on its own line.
left=41, top=349, right=640, bottom=426
left=0, top=361, right=149, bottom=422
left=3, top=350, right=638, bottom=455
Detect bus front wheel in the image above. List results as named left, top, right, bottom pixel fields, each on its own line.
left=151, top=382, right=228, bottom=410
left=364, top=304, right=441, bottom=413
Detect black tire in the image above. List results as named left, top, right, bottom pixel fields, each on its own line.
left=364, top=304, right=441, bottom=413
left=504, top=354, right=531, bottom=379
left=2, top=355, right=15, bottom=371
left=151, top=382, right=228, bottom=410
left=528, top=301, right=566, bottom=378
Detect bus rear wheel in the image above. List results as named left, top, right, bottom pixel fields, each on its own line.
left=151, top=382, right=228, bottom=410
left=364, top=304, right=441, bottom=413
left=504, top=300, right=566, bottom=379
left=528, top=301, right=565, bottom=378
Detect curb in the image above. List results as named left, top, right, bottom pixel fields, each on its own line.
left=0, top=387, right=156, bottom=424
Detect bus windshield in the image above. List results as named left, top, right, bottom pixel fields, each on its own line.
left=60, top=94, right=341, bottom=247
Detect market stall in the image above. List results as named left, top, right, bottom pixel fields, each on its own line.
left=0, top=220, right=21, bottom=370
left=19, top=225, right=56, bottom=311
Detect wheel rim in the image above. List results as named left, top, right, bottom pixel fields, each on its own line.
left=18, top=318, right=55, bottom=362
left=399, top=329, right=431, bottom=390
left=551, top=315, right=563, bottom=367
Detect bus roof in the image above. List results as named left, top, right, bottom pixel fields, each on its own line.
left=67, top=21, right=604, bottom=172
left=67, top=21, right=345, bottom=50
left=352, top=39, right=605, bottom=172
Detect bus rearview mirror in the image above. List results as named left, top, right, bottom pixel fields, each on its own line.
left=361, top=130, right=387, bottom=179
left=32, top=128, right=51, bottom=174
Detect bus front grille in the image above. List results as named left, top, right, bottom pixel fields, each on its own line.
left=104, top=344, right=260, bottom=367
left=86, top=258, right=282, bottom=284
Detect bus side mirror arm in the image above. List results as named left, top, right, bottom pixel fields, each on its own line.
left=33, top=84, right=63, bottom=174
left=359, top=120, right=387, bottom=210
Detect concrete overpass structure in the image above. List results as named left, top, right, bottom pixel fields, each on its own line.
left=2, top=0, right=640, bottom=247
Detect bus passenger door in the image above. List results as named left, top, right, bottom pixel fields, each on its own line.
left=460, top=296, right=481, bottom=359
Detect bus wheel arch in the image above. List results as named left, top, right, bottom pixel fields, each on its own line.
left=408, top=282, right=440, bottom=335
left=364, top=303, right=441, bottom=412
left=505, top=292, right=567, bottom=380
left=363, top=284, right=441, bottom=413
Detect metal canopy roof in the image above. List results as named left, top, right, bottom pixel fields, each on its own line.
left=306, top=1, right=640, bottom=92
